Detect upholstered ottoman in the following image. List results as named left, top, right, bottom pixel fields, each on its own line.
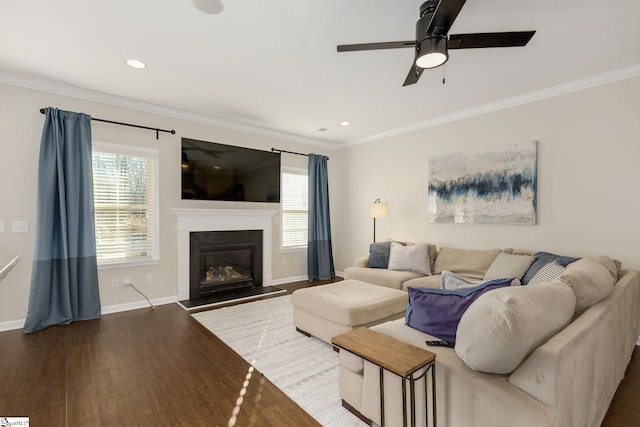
left=291, top=279, right=408, bottom=343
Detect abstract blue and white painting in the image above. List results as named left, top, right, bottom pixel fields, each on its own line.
left=428, top=141, right=537, bottom=224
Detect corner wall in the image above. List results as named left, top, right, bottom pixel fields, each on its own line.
left=333, top=76, right=640, bottom=272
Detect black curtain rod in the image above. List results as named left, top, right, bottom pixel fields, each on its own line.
left=39, top=108, right=176, bottom=140
left=271, top=148, right=329, bottom=160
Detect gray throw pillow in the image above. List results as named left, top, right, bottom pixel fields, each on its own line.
left=441, top=271, right=482, bottom=290
left=388, top=242, right=431, bottom=275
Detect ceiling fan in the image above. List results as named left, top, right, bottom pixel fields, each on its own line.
left=337, top=0, right=535, bottom=86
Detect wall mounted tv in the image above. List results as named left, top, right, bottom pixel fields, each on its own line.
left=181, top=138, right=281, bottom=203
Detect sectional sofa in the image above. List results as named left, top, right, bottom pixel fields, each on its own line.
left=339, top=243, right=640, bottom=427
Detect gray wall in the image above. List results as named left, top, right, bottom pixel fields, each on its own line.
left=0, top=83, right=334, bottom=327
left=2, top=75, right=639, bottom=328
left=333, top=76, right=640, bottom=273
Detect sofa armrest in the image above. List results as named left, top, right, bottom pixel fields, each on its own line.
left=508, top=269, right=640, bottom=426
left=354, top=256, right=369, bottom=268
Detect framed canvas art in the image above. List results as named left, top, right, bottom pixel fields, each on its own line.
left=428, top=141, right=537, bottom=224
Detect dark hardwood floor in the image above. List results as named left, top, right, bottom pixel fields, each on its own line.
left=0, top=277, right=638, bottom=426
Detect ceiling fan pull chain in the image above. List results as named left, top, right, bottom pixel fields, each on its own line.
left=442, top=64, right=446, bottom=85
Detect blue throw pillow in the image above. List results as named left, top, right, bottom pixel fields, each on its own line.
left=521, top=251, right=579, bottom=284
left=405, top=278, right=513, bottom=343
left=367, top=242, right=392, bottom=268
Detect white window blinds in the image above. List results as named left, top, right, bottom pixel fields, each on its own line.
left=92, top=142, right=159, bottom=266
left=281, top=169, right=308, bottom=249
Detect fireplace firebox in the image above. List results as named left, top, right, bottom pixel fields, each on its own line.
left=189, top=230, right=263, bottom=300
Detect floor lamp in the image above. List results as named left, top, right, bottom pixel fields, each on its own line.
left=370, top=199, right=388, bottom=242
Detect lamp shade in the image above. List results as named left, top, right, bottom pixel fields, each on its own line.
left=370, top=200, right=389, bottom=219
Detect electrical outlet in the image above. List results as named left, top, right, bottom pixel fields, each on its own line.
left=123, top=277, right=131, bottom=286
left=145, top=274, right=153, bottom=284
left=12, top=220, right=29, bottom=233
left=111, top=277, right=122, bottom=288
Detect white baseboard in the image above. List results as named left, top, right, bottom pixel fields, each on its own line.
left=101, top=295, right=177, bottom=315
left=0, top=273, right=348, bottom=333
left=0, top=319, right=26, bottom=332
left=270, top=275, right=308, bottom=286
left=0, top=296, right=177, bottom=332
left=637, top=336, right=640, bottom=346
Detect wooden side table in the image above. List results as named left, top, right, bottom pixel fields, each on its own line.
left=332, top=327, right=436, bottom=427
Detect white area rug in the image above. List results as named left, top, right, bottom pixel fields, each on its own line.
left=192, top=295, right=367, bottom=427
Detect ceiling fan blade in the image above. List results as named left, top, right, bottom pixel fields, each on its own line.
left=427, top=0, right=467, bottom=35
left=403, top=64, right=424, bottom=86
left=448, top=31, right=536, bottom=49
left=337, top=41, right=416, bottom=52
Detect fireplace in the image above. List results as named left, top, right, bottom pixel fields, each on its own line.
left=173, top=208, right=279, bottom=304
left=190, top=230, right=263, bottom=299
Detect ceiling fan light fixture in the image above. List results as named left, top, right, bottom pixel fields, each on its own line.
left=416, top=36, right=448, bottom=69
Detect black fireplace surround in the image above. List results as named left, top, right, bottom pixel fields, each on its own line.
left=189, top=230, right=263, bottom=300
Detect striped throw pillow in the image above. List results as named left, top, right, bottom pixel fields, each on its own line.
left=528, top=261, right=566, bottom=286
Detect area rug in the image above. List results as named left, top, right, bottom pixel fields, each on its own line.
left=192, top=295, right=367, bottom=427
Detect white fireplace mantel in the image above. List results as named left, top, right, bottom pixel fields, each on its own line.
left=172, top=208, right=277, bottom=301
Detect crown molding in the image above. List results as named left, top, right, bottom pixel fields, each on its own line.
left=0, top=72, right=337, bottom=150
left=3, top=65, right=639, bottom=151
left=344, top=64, right=640, bottom=148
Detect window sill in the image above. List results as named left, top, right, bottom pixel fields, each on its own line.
left=98, top=259, right=160, bottom=270
left=280, top=247, right=307, bottom=254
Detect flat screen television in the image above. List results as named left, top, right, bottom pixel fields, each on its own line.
left=181, top=138, right=281, bottom=202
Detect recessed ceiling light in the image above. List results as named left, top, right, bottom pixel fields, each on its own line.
left=126, top=59, right=146, bottom=69
left=192, top=0, right=224, bottom=15
left=339, top=121, right=351, bottom=126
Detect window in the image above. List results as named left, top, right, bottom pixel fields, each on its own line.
left=92, top=142, right=159, bottom=267
left=281, top=168, right=308, bottom=250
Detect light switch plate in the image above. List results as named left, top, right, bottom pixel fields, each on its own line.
left=12, top=221, right=29, bottom=233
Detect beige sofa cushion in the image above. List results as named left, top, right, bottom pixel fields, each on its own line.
left=483, top=252, right=536, bottom=280
left=402, top=274, right=442, bottom=290
left=455, top=279, right=576, bottom=374
left=560, top=256, right=616, bottom=315
left=344, top=266, right=423, bottom=289
left=353, top=256, right=369, bottom=268
left=434, top=247, right=502, bottom=279
left=426, top=243, right=437, bottom=274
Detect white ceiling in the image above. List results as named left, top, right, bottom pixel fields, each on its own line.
left=1, top=0, right=639, bottom=148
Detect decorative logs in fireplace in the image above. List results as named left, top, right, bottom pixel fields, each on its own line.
left=189, top=230, right=263, bottom=299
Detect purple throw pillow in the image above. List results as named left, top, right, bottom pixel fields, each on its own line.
left=405, top=278, right=512, bottom=343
